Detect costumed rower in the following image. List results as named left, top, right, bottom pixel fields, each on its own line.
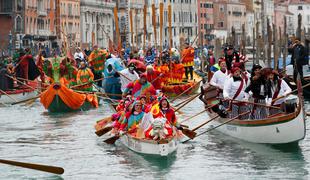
left=145, top=65, right=163, bottom=90
left=223, top=67, right=249, bottom=119
left=245, top=64, right=267, bottom=119
left=181, top=42, right=195, bottom=80
left=264, top=68, right=291, bottom=115
left=76, top=62, right=94, bottom=91
left=223, top=45, right=246, bottom=71
left=119, top=62, right=139, bottom=92
left=88, top=45, right=106, bottom=87
left=123, top=73, right=156, bottom=98
left=119, top=100, right=145, bottom=136
left=209, top=58, right=229, bottom=97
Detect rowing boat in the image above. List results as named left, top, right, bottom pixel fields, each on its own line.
left=40, top=83, right=98, bottom=113
left=0, top=81, right=38, bottom=104
left=119, top=134, right=178, bottom=156
left=202, top=84, right=306, bottom=145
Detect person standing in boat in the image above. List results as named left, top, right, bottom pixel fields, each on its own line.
left=123, top=73, right=156, bottom=99
left=223, top=45, right=246, bottom=71
left=223, top=67, right=249, bottom=119
left=119, top=100, right=145, bottom=136
left=119, top=62, right=139, bottom=93
left=245, top=64, right=268, bottom=119
left=181, top=42, right=195, bottom=80
left=0, top=63, right=14, bottom=91
left=290, top=38, right=308, bottom=83
left=210, top=58, right=229, bottom=97
left=264, top=69, right=292, bottom=115
left=76, top=62, right=94, bottom=92
left=145, top=65, right=163, bottom=90
left=144, top=48, right=155, bottom=65
left=88, top=45, right=106, bottom=87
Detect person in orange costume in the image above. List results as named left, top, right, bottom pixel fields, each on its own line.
left=181, top=42, right=195, bottom=80
left=145, top=65, right=163, bottom=90
left=76, top=62, right=94, bottom=91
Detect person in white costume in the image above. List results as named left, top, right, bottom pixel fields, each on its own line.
left=119, top=62, right=139, bottom=92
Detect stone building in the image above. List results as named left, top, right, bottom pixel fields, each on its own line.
left=80, top=0, right=115, bottom=49
left=197, top=0, right=214, bottom=46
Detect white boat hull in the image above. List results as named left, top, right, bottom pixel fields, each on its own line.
left=120, top=135, right=178, bottom=156
left=0, top=91, right=37, bottom=104
left=208, top=106, right=305, bottom=144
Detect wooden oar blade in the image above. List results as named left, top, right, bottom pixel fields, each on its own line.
left=182, top=129, right=197, bottom=139
left=95, top=126, right=113, bottom=137
left=104, top=135, right=120, bottom=144
left=11, top=96, right=40, bottom=105
left=0, top=159, right=64, bottom=175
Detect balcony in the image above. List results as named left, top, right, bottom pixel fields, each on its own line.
left=232, top=11, right=242, bottom=16
left=37, top=29, right=50, bottom=36
left=38, top=10, right=47, bottom=16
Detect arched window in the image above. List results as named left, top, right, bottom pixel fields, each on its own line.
left=15, top=15, right=22, bottom=32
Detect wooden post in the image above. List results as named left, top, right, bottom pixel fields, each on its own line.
left=231, top=26, right=236, bottom=47
left=215, top=38, right=222, bottom=59
left=143, top=4, right=147, bottom=50
left=114, top=7, right=120, bottom=49
left=152, top=4, right=157, bottom=48
left=267, top=18, right=272, bottom=67
left=168, top=4, right=172, bottom=48
left=279, top=27, right=282, bottom=70
left=273, top=23, right=278, bottom=70
left=129, top=9, right=133, bottom=48
left=297, top=14, right=302, bottom=39
left=283, top=16, right=287, bottom=71
left=159, top=2, right=164, bottom=54
left=241, top=24, right=246, bottom=55
left=252, top=27, right=256, bottom=65
left=255, top=22, right=260, bottom=65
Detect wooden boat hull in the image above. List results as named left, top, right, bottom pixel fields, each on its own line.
left=207, top=101, right=306, bottom=144
left=162, top=81, right=200, bottom=97
left=47, top=94, right=97, bottom=113
left=119, top=134, right=178, bottom=156
left=0, top=90, right=37, bottom=104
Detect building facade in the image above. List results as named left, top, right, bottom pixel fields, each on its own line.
left=198, top=0, right=214, bottom=46
left=24, top=0, right=57, bottom=53
left=0, top=0, right=25, bottom=55
left=59, top=0, right=81, bottom=49
left=80, top=0, right=115, bottom=49
left=288, top=0, right=310, bottom=35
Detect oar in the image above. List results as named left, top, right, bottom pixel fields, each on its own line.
left=6, top=75, right=40, bottom=93
left=117, top=71, right=132, bottom=81
left=180, top=103, right=219, bottom=123
left=70, top=77, right=105, bottom=89
left=151, top=73, right=163, bottom=83
left=174, top=93, right=200, bottom=112
left=183, top=111, right=251, bottom=143
left=0, top=159, right=64, bottom=175
left=95, top=126, right=113, bottom=137
left=180, top=109, right=207, bottom=123
left=170, top=79, right=202, bottom=103
left=174, top=95, right=195, bottom=107
left=104, top=133, right=124, bottom=144
left=191, top=115, right=220, bottom=132
left=0, top=89, right=17, bottom=102
left=223, top=98, right=282, bottom=110
left=11, top=95, right=41, bottom=105
left=272, top=82, right=310, bottom=103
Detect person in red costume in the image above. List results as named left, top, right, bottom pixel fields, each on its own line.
left=145, top=65, right=163, bottom=90
left=18, top=48, right=32, bottom=82
left=181, top=42, right=195, bottom=80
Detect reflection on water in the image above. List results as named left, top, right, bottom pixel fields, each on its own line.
left=0, top=99, right=310, bottom=179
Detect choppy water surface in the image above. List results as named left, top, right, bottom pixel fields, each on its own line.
left=0, top=98, right=310, bottom=180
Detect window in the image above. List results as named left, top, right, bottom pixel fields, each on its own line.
left=15, top=16, right=22, bottom=32
left=218, top=22, right=224, bottom=28
left=298, top=6, right=303, bottom=10
left=220, top=5, right=224, bottom=12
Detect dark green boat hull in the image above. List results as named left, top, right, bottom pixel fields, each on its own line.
left=48, top=94, right=94, bottom=113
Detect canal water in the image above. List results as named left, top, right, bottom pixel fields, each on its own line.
left=0, top=97, right=309, bottom=180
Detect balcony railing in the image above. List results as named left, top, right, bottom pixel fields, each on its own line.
left=37, top=29, right=50, bottom=36
left=38, top=10, right=47, bottom=16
